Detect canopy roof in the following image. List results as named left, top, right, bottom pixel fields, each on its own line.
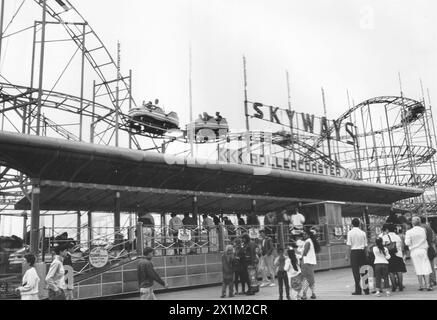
left=0, top=132, right=423, bottom=213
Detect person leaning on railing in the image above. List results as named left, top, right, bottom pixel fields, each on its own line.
left=169, top=213, right=183, bottom=255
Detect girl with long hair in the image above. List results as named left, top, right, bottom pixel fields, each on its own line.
left=373, top=237, right=391, bottom=297
left=286, top=246, right=303, bottom=300
left=300, top=227, right=320, bottom=300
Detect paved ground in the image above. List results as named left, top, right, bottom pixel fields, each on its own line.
left=122, top=260, right=437, bottom=300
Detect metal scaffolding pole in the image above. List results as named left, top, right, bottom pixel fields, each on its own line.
left=129, top=69, right=132, bottom=149
left=0, top=0, right=5, bottom=65
left=36, top=0, right=47, bottom=136
left=91, top=80, right=96, bottom=143
left=28, top=22, right=37, bottom=134
left=384, top=104, right=398, bottom=185
left=367, top=104, right=381, bottom=183
left=79, top=24, right=86, bottom=142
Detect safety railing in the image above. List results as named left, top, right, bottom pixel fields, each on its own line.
left=30, top=221, right=408, bottom=277
left=37, top=226, right=135, bottom=276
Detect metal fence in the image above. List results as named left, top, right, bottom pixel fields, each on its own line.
left=30, top=221, right=405, bottom=277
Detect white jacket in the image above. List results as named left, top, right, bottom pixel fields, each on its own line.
left=18, top=267, right=40, bottom=296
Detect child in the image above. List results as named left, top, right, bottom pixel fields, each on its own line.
left=373, top=237, right=391, bottom=297
left=274, top=248, right=290, bottom=300
left=286, top=246, right=303, bottom=300
left=16, top=254, right=40, bottom=300
left=221, top=245, right=235, bottom=298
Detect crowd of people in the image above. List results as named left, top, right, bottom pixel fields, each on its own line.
left=347, top=215, right=436, bottom=297
left=12, top=208, right=437, bottom=301
left=220, top=226, right=321, bottom=300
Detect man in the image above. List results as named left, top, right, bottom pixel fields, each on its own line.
left=421, top=217, right=436, bottom=287
left=203, top=214, right=217, bottom=250
left=137, top=247, right=169, bottom=300
left=182, top=213, right=197, bottom=254
left=291, top=207, right=305, bottom=234
left=406, top=217, right=433, bottom=290
left=346, top=218, right=368, bottom=295
left=139, top=212, right=155, bottom=248
left=241, top=234, right=258, bottom=295
left=386, top=209, right=400, bottom=226
left=237, top=214, right=246, bottom=227
left=264, top=212, right=277, bottom=243
left=246, top=212, right=260, bottom=227
left=169, top=213, right=183, bottom=255
left=62, top=244, right=75, bottom=300
left=45, top=245, right=68, bottom=300
left=223, top=217, right=236, bottom=241
left=260, top=230, right=275, bottom=287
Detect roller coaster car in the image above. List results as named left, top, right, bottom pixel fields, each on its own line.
left=402, top=104, right=426, bottom=124
left=128, top=101, right=180, bottom=135
left=187, top=112, right=230, bottom=139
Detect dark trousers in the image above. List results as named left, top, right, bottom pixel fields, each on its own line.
left=172, top=233, right=182, bottom=255
left=234, top=271, right=242, bottom=292
left=277, top=271, right=290, bottom=299
left=240, top=265, right=250, bottom=290
left=351, top=249, right=367, bottom=294
left=48, top=288, right=66, bottom=300
left=222, top=280, right=234, bottom=296
left=374, top=264, right=390, bottom=290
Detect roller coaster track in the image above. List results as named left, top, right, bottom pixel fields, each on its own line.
left=32, top=0, right=136, bottom=111
left=304, top=96, right=425, bottom=159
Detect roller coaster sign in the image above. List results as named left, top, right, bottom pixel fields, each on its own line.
left=218, top=147, right=359, bottom=180
left=250, top=102, right=358, bottom=146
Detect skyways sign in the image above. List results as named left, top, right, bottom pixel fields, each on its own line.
left=218, top=148, right=359, bottom=180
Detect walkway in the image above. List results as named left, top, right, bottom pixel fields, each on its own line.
left=121, top=260, right=437, bottom=300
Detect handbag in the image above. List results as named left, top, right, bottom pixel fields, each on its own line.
left=428, top=245, right=437, bottom=260
left=365, top=246, right=375, bottom=266
left=386, top=235, right=398, bottom=257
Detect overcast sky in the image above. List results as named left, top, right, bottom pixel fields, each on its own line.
left=1, top=0, right=437, bottom=235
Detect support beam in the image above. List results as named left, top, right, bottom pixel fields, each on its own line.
left=114, top=192, right=121, bottom=243
left=30, top=185, right=41, bottom=255
left=36, top=179, right=402, bottom=209
left=192, top=196, right=198, bottom=223
left=87, top=211, right=93, bottom=244
left=36, top=0, right=47, bottom=136
left=251, top=199, right=257, bottom=214
left=22, top=212, right=28, bottom=244
left=77, top=211, right=81, bottom=244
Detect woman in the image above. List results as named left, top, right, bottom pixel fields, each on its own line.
left=16, top=254, right=40, bottom=300
left=382, top=224, right=407, bottom=291
left=373, top=237, right=391, bottom=297
left=300, top=227, right=320, bottom=300
left=405, top=217, right=433, bottom=291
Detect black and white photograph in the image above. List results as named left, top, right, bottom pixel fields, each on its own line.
left=0, top=0, right=436, bottom=310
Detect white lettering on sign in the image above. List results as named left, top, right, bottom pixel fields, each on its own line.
left=218, top=147, right=359, bottom=180
left=89, top=247, right=109, bottom=269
